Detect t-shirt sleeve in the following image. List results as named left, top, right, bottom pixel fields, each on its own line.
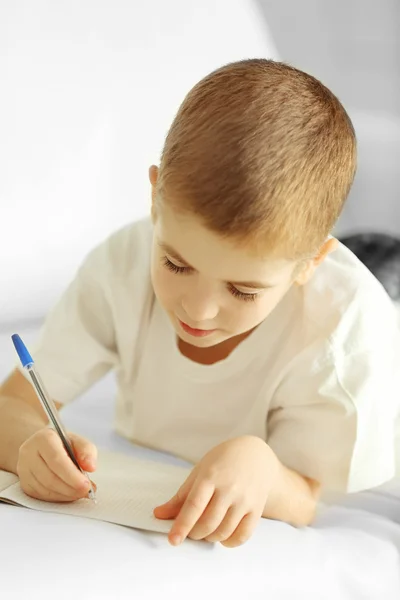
left=16, top=242, right=118, bottom=405
left=267, top=329, right=400, bottom=494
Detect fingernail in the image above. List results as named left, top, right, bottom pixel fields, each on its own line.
left=81, top=454, right=94, bottom=464
left=170, top=535, right=182, bottom=546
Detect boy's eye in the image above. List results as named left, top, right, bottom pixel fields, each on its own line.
left=228, top=284, right=258, bottom=302
left=162, top=256, right=191, bottom=274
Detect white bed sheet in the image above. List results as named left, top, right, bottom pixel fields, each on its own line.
left=1, top=325, right=400, bottom=600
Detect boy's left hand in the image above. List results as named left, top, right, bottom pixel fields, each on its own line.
left=153, top=435, right=280, bottom=548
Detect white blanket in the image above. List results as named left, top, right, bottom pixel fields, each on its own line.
left=1, top=326, right=400, bottom=600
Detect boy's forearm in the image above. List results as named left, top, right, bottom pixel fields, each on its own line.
left=263, top=454, right=320, bottom=527
left=0, top=395, right=47, bottom=474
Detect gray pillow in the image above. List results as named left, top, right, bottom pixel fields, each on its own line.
left=340, top=233, right=400, bottom=302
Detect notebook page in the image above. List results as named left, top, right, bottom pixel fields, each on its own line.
left=0, top=470, right=19, bottom=495
left=0, top=449, right=192, bottom=534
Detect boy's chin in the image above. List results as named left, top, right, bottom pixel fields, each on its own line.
left=177, top=329, right=225, bottom=348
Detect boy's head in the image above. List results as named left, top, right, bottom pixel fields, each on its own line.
left=150, top=59, right=357, bottom=348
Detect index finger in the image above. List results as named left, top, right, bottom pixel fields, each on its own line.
left=39, top=430, right=89, bottom=490
left=169, top=479, right=214, bottom=544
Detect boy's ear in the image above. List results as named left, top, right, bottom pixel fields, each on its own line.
left=294, top=238, right=338, bottom=286
left=149, top=164, right=159, bottom=188
left=149, top=165, right=159, bottom=222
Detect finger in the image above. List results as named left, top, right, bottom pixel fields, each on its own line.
left=154, top=471, right=195, bottom=519
left=168, top=479, right=214, bottom=545
left=188, top=491, right=231, bottom=541
left=221, top=512, right=259, bottom=548
left=38, top=430, right=91, bottom=490
left=205, top=505, right=245, bottom=543
left=22, top=469, right=82, bottom=503
left=33, top=451, right=89, bottom=498
left=69, top=432, right=98, bottom=472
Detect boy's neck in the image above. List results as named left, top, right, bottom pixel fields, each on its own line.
left=177, top=329, right=254, bottom=365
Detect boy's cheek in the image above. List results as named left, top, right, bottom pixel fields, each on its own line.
left=152, top=270, right=180, bottom=310
left=232, top=299, right=278, bottom=336
left=151, top=265, right=168, bottom=297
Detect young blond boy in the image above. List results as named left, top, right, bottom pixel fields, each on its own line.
left=1, top=59, right=399, bottom=548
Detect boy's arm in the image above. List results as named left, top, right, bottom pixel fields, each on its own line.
left=0, top=369, right=63, bottom=474
left=0, top=231, right=126, bottom=476
left=262, top=455, right=320, bottom=527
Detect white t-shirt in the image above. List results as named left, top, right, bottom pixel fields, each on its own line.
left=19, top=218, right=400, bottom=494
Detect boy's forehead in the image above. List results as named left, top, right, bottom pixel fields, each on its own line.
left=154, top=206, right=294, bottom=284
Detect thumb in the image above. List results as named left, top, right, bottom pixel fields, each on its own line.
left=154, top=473, right=194, bottom=520
left=68, top=433, right=98, bottom=472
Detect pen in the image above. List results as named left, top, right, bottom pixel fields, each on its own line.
left=11, top=334, right=96, bottom=502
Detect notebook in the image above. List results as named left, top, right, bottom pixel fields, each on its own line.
left=0, top=449, right=191, bottom=534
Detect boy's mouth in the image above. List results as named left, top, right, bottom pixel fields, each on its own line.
left=178, top=319, right=217, bottom=338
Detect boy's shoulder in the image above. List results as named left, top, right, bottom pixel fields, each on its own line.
left=107, top=216, right=152, bottom=267
left=303, top=241, right=398, bottom=352
left=86, top=217, right=153, bottom=280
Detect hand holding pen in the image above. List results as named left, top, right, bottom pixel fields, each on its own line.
left=12, top=334, right=97, bottom=503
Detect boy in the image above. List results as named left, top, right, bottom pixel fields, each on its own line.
left=0, top=59, right=399, bottom=549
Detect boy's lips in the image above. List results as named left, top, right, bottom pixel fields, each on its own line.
left=178, top=319, right=217, bottom=338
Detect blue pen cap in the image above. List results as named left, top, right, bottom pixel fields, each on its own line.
left=11, top=334, right=34, bottom=368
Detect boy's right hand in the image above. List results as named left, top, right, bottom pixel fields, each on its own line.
left=16, top=429, right=97, bottom=503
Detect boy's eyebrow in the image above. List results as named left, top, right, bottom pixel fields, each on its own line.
left=159, top=241, right=274, bottom=289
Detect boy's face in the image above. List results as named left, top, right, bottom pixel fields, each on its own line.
left=151, top=202, right=310, bottom=349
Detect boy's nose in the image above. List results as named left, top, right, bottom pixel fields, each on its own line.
left=181, top=292, right=219, bottom=325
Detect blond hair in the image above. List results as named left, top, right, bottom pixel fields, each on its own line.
left=158, top=59, right=357, bottom=259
